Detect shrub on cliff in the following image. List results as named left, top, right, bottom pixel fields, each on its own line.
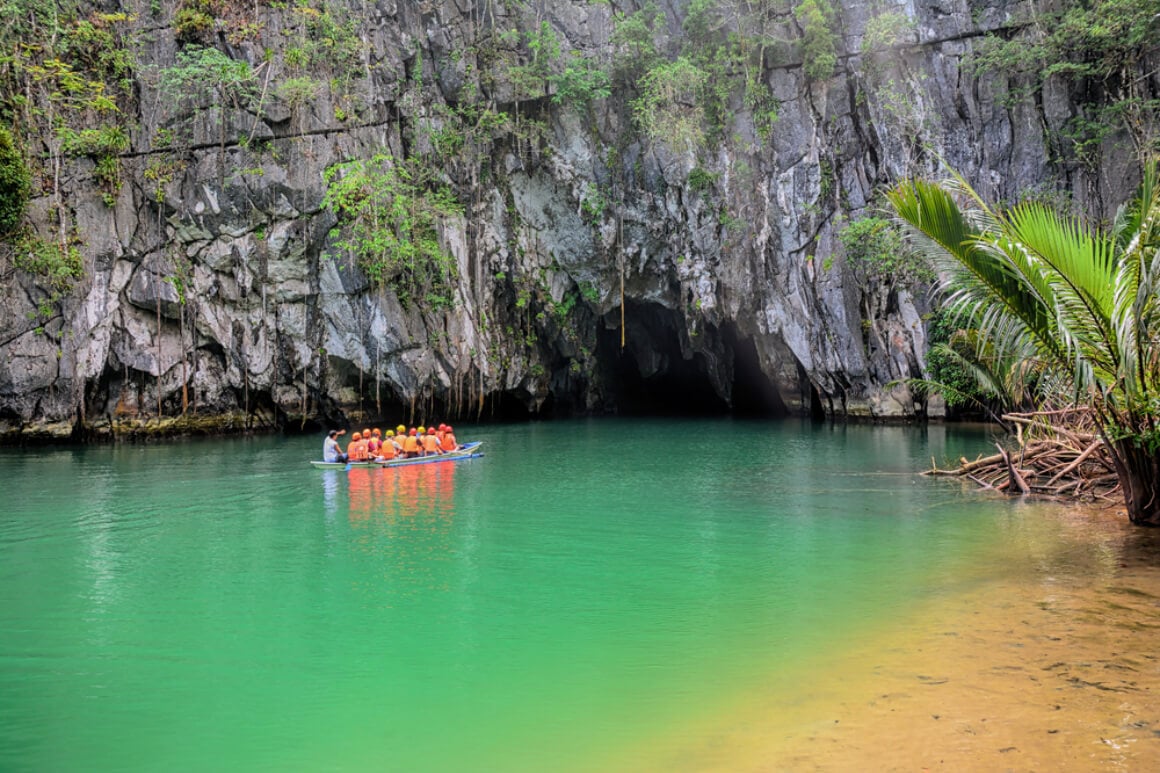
left=0, top=127, right=31, bottom=237
left=323, top=153, right=462, bottom=308
left=795, top=0, right=837, bottom=81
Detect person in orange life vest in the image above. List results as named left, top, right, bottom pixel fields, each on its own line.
left=377, top=430, right=398, bottom=460
left=346, top=431, right=365, bottom=461
left=401, top=428, right=422, bottom=458
left=380, top=429, right=398, bottom=458
left=387, top=429, right=404, bottom=453
left=440, top=425, right=458, bottom=452
left=421, top=426, right=443, bottom=456
left=368, top=428, right=382, bottom=456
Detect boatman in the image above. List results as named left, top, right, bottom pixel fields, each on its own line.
left=323, top=429, right=348, bottom=463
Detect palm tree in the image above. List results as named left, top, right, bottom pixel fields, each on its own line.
left=888, top=164, right=1160, bottom=525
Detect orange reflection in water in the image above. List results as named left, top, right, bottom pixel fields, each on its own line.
left=347, top=460, right=458, bottom=526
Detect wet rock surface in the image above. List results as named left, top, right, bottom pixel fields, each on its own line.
left=1, top=0, right=1154, bottom=439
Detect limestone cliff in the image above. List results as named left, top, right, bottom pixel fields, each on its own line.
left=1, top=0, right=1155, bottom=439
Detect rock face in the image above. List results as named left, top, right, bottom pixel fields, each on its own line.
left=0, top=0, right=1155, bottom=438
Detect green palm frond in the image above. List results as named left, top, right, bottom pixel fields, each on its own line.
left=888, top=181, right=1067, bottom=368
left=1000, top=201, right=1118, bottom=368
left=889, top=161, right=1160, bottom=427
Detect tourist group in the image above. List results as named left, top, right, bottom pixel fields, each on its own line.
left=323, top=425, right=458, bottom=463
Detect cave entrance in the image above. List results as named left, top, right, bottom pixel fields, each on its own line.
left=723, top=325, right=789, bottom=418
left=596, top=302, right=729, bottom=416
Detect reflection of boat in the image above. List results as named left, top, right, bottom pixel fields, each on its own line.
left=310, top=442, right=483, bottom=470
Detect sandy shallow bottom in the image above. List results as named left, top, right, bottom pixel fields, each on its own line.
left=629, top=503, right=1160, bottom=772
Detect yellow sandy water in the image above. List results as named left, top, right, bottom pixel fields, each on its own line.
left=624, top=503, right=1160, bottom=771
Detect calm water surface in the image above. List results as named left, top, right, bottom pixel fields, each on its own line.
left=0, top=419, right=1091, bottom=771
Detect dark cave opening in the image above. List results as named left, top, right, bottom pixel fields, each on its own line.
left=723, top=325, right=789, bottom=418
left=593, top=302, right=728, bottom=416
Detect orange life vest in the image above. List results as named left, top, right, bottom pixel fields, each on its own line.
left=422, top=435, right=440, bottom=453
left=403, top=435, right=420, bottom=454
left=346, top=440, right=366, bottom=461
left=440, top=433, right=457, bottom=451
left=378, top=441, right=397, bottom=460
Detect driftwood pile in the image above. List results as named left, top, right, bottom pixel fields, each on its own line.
left=926, top=408, right=1121, bottom=504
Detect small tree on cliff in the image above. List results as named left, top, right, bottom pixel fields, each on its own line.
left=322, top=153, right=461, bottom=308
left=888, top=165, right=1160, bottom=525
left=0, top=127, right=30, bottom=236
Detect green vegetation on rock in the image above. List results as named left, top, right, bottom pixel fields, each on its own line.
left=890, top=164, right=1160, bottom=524
left=796, top=0, right=838, bottom=81
left=323, top=153, right=462, bottom=308
left=0, top=127, right=30, bottom=236
left=968, top=0, right=1160, bottom=165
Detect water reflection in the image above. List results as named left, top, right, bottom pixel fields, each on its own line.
left=321, top=470, right=340, bottom=517
left=345, top=463, right=459, bottom=525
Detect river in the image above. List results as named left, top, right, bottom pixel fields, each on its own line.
left=2, top=419, right=1158, bottom=771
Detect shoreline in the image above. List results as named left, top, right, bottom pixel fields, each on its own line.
left=619, top=502, right=1160, bottom=771
left=0, top=413, right=995, bottom=446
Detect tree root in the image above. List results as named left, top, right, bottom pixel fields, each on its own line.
left=925, top=409, right=1122, bottom=504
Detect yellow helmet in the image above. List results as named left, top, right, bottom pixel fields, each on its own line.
left=386, top=430, right=395, bottom=437
left=397, top=424, right=406, bottom=434
left=418, top=426, right=426, bottom=434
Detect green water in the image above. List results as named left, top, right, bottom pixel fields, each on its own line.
left=0, top=419, right=1072, bottom=771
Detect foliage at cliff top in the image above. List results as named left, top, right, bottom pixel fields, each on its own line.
left=890, top=163, right=1160, bottom=524
left=969, top=0, right=1160, bottom=164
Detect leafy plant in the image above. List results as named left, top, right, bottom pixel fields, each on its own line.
left=633, top=56, right=709, bottom=151
left=580, top=182, right=608, bottom=222
left=174, top=0, right=219, bottom=44
left=889, top=163, right=1160, bottom=524
left=0, top=127, right=31, bottom=236
left=549, top=53, right=611, bottom=107
left=796, top=0, right=837, bottom=82
left=56, top=125, right=129, bottom=157
left=838, top=214, right=933, bottom=287
left=278, top=76, right=320, bottom=110
left=610, top=2, right=661, bottom=83
left=322, top=152, right=462, bottom=307
left=687, top=166, right=719, bottom=193
left=11, top=230, right=84, bottom=292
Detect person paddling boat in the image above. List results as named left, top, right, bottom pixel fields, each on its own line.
left=323, top=429, right=348, bottom=463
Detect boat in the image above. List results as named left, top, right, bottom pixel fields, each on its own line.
left=310, top=441, right=483, bottom=469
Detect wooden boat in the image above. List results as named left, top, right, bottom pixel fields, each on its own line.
left=310, top=441, right=483, bottom=469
